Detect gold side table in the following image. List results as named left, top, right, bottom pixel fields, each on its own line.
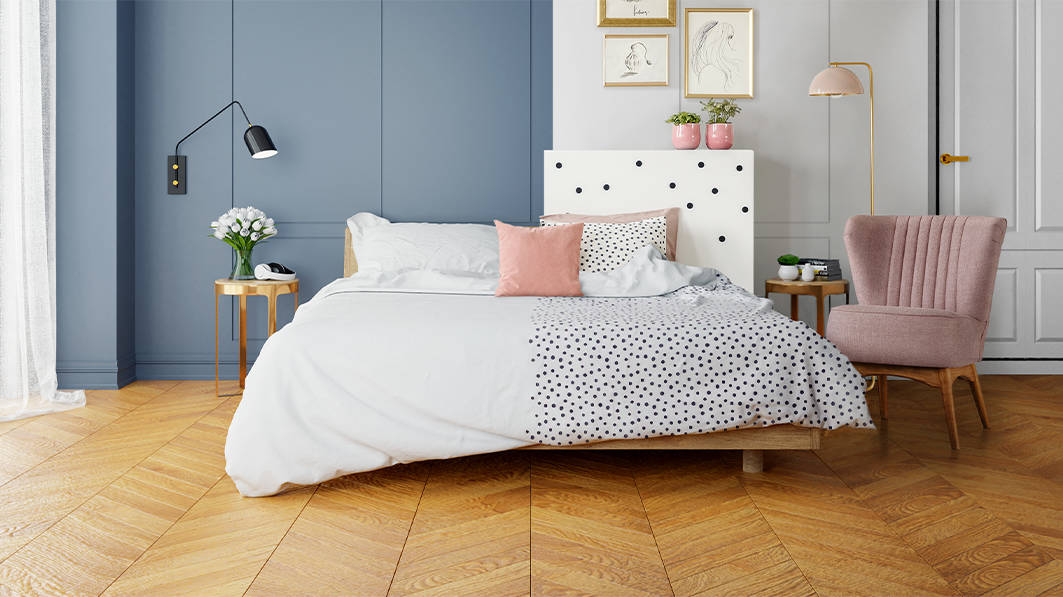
left=214, top=278, right=299, bottom=396
left=764, top=278, right=849, bottom=336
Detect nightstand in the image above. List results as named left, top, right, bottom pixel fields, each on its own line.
left=764, top=278, right=849, bottom=336
left=214, top=278, right=299, bottom=396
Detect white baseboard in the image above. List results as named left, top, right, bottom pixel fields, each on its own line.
left=977, top=360, right=1063, bottom=375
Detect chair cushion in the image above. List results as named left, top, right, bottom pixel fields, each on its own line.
left=825, top=304, right=985, bottom=368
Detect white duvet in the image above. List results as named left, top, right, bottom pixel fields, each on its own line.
left=225, top=248, right=872, bottom=496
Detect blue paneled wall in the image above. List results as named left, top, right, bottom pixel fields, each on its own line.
left=56, top=0, right=552, bottom=387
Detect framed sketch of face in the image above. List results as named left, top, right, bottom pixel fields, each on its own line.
left=603, top=34, right=669, bottom=87
left=684, top=8, right=754, bottom=98
left=598, top=0, right=676, bottom=27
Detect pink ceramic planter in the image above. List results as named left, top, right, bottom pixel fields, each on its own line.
left=671, top=124, right=701, bottom=150
left=706, top=123, right=734, bottom=150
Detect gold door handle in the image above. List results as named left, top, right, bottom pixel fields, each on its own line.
left=940, top=153, right=970, bottom=164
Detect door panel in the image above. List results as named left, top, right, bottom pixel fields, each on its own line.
left=939, top=0, right=1063, bottom=360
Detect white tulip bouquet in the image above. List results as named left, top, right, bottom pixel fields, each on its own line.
left=210, top=206, right=277, bottom=279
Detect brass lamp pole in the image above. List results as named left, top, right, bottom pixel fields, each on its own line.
left=808, top=62, right=875, bottom=215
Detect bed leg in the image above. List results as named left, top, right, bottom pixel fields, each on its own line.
left=742, top=449, right=764, bottom=473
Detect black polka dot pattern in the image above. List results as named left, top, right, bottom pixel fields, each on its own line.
left=524, top=280, right=872, bottom=445
left=540, top=216, right=668, bottom=273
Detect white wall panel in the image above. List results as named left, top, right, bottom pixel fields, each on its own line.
left=552, top=0, right=931, bottom=330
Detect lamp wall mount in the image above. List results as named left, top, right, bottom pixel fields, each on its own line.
left=167, top=155, right=187, bottom=194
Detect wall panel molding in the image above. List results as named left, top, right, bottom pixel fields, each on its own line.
left=126, top=0, right=551, bottom=380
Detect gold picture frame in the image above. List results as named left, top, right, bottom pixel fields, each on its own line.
left=603, top=34, right=670, bottom=87
left=598, top=0, right=676, bottom=27
left=684, top=8, right=754, bottom=98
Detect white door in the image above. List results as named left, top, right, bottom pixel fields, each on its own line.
left=939, top=0, right=1063, bottom=368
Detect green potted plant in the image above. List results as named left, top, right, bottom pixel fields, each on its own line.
left=666, top=112, right=702, bottom=150
left=699, top=99, right=742, bottom=149
left=777, top=254, right=800, bottom=281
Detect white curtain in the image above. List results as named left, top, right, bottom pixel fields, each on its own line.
left=0, top=0, right=84, bottom=420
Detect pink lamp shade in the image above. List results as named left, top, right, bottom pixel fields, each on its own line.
left=808, top=65, right=864, bottom=96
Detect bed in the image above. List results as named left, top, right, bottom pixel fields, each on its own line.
left=224, top=151, right=872, bottom=497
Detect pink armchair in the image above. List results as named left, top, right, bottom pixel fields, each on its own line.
left=825, top=215, right=1006, bottom=448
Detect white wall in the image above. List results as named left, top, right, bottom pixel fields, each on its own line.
left=553, top=0, right=933, bottom=319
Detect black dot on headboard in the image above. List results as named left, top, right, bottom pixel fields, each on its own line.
left=635, top=160, right=643, bottom=167
left=736, top=165, right=743, bottom=172
left=697, top=161, right=705, bottom=168
left=669, top=182, right=676, bottom=189
left=575, top=187, right=582, bottom=194
left=555, top=162, right=562, bottom=169
left=718, top=235, right=726, bottom=242
left=686, top=202, right=694, bottom=209
left=711, top=187, right=719, bottom=195
left=741, top=206, right=749, bottom=213
left=603, top=184, right=610, bottom=191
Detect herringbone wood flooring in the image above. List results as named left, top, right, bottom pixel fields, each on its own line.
left=0, top=376, right=1061, bottom=595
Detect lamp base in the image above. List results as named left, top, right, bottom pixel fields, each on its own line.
left=168, top=155, right=187, bottom=195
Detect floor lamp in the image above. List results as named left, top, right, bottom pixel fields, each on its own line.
left=809, top=62, right=875, bottom=215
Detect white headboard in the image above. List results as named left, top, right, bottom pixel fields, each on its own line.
left=544, top=150, right=754, bottom=290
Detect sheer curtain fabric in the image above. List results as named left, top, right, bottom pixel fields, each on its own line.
left=0, top=0, right=85, bottom=420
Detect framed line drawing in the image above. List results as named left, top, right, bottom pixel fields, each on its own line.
left=684, top=8, right=754, bottom=98
left=603, top=34, right=669, bottom=87
left=598, top=0, right=676, bottom=27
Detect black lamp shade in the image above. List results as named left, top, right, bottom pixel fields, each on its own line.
left=244, top=125, right=277, bottom=159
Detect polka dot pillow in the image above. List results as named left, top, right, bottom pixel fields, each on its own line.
left=540, top=216, right=668, bottom=273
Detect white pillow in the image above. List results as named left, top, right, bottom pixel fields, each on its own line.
left=347, top=212, right=499, bottom=274
left=540, top=216, right=668, bottom=273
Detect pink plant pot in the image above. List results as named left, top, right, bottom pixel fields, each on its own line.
left=671, top=124, right=701, bottom=150
left=706, top=123, right=734, bottom=150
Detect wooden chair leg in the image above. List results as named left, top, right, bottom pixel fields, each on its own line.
left=878, top=374, right=889, bottom=420
left=967, top=366, right=990, bottom=429
left=939, top=369, right=960, bottom=450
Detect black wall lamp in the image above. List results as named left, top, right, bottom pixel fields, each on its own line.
left=168, top=100, right=277, bottom=194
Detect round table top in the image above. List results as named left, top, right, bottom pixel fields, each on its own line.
left=765, top=278, right=848, bottom=295
left=214, top=278, right=299, bottom=295
left=765, top=277, right=848, bottom=287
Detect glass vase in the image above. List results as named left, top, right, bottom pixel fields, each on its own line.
left=230, top=247, right=255, bottom=280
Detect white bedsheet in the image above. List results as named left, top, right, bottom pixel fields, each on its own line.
left=225, top=248, right=871, bottom=496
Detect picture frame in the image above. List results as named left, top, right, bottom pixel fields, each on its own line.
left=603, top=34, right=669, bottom=87
left=598, top=0, right=676, bottom=27
left=684, top=8, right=754, bottom=98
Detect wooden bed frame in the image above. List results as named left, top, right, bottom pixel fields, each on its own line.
left=343, top=229, right=824, bottom=472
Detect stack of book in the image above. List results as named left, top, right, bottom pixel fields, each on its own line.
left=797, top=258, right=843, bottom=281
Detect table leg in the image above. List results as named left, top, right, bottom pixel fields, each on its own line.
left=267, top=291, right=277, bottom=336
left=214, top=291, right=219, bottom=397
left=790, top=294, right=799, bottom=321
left=239, top=295, right=247, bottom=389
left=816, top=294, right=825, bottom=336
left=294, top=290, right=299, bottom=312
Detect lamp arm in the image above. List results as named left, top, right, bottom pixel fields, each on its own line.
left=173, top=100, right=253, bottom=156
left=829, top=61, right=875, bottom=215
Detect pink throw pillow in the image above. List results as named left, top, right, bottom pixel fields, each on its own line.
left=495, top=220, right=583, bottom=297
left=539, top=208, right=680, bottom=260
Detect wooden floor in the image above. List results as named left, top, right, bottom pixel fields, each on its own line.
left=0, top=377, right=1062, bottom=596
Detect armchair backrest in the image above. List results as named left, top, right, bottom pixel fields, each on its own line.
left=844, top=215, right=1006, bottom=324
